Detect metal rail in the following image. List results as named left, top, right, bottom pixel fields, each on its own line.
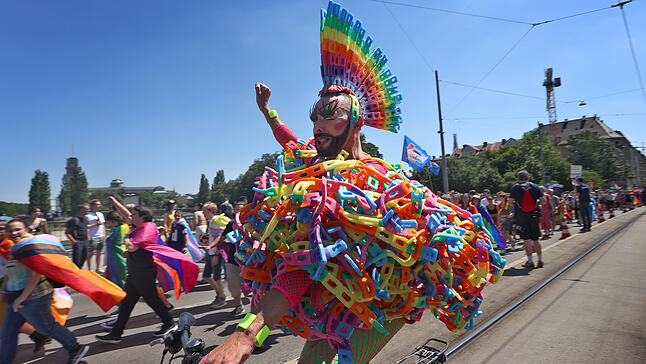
left=444, top=211, right=644, bottom=359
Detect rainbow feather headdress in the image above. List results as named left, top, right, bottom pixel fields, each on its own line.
left=320, top=1, right=403, bottom=133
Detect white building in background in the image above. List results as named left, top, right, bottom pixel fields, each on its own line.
left=89, top=179, right=166, bottom=206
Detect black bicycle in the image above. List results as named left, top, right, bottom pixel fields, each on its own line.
left=151, top=312, right=205, bottom=364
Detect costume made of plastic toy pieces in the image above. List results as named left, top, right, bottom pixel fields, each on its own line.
left=228, top=143, right=506, bottom=363
left=320, top=1, right=402, bottom=132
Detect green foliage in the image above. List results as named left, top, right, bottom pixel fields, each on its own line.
left=229, top=153, right=280, bottom=202
left=360, top=133, right=383, bottom=159
left=0, top=201, right=29, bottom=217
left=58, top=167, right=89, bottom=216
left=418, top=128, right=571, bottom=192
left=29, top=170, right=51, bottom=215
left=89, top=189, right=126, bottom=206
left=197, top=174, right=210, bottom=203
left=566, top=131, right=628, bottom=183
left=210, top=170, right=227, bottom=204
left=581, top=169, right=603, bottom=188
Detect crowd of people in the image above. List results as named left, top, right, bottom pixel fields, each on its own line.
left=437, top=172, right=644, bottom=268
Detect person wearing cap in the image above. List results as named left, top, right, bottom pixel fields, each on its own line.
left=469, top=194, right=481, bottom=214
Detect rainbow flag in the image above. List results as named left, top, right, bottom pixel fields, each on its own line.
left=11, top=235, right=126, bottom=312
left=179, top=220, right=205, bottom=263
left=129, top=222, right=199, bottom=295
left=51, top=288, right=73, bottom=325
left=105, top=224, right=129, bottom=289
left=477, top=205, right=507, bottom=249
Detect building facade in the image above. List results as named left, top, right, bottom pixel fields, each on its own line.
left=539, top=115, right=646, bottom=187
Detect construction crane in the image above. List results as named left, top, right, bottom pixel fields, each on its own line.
left=543, top=68, right=561, bottom=145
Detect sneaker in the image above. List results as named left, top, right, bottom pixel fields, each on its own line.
left=536, top=261, right=544, bottom=268
left=67, top=344, right=90, bottom=364
left=29, top=332, right=51, bottom=353
left=153, top=323, right=177, bottom=337
left=522, top=261, right=535, bottom=269
left=96, top=332, right=122, bottom=344
left=101, top=318, right=118, bottom=331
left=210, top=297, right=226, bottom=309
left=231, top=305, right=245, bottom=317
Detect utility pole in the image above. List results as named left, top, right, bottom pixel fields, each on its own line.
left=435, top=70, right=449, bottom=193
left=538, top=122, right=546, bottom=186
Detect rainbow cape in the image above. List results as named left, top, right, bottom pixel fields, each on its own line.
left=179, top=220, right=205, bottom=263
left=129, top=222, right=199, bottom=297
left=105, top=224, right=129, bottom=289
left=11, top=235, right=126, bottom=312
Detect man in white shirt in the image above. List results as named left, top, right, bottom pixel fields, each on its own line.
left=85, top=199, right=106, bottom=272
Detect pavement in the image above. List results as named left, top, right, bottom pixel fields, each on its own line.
left=9, top=206, right=645, bottom=364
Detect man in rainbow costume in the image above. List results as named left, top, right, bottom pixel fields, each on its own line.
left=201, top=2, right=505, bottom=363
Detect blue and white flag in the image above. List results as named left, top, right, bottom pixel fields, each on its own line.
left=402, top=135, right=439, bottom=175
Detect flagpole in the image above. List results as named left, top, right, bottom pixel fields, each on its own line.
left=435, top=70, right=449, bottom=193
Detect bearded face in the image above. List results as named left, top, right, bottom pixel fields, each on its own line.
left=310, top=94, right=353, bottom=158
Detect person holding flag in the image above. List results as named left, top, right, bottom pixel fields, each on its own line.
left=0, top=219, right=89, bottom=364
left=401, top=135, right=440, bottom=175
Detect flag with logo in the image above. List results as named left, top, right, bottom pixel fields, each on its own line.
left=402, top=135, right=439, bottom=175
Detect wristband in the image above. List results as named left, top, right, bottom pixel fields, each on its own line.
left=237, top=313, right=270, bottom=347
left=268, top=109, right=279, bottom=119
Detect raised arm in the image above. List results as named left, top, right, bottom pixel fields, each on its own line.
left=108, top=196, right=132, bottom=225
left=255, top=83, right=284, bottom=130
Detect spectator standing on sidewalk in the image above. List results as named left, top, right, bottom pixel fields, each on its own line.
left=539, top=186, right=553, bottom=240
left=510, top=171, right=545, bottom=269
left=163, top=200, right=176, bottom=237
left=65, top=204, right=90, bottom=269
left=576, top=177, right=592, bottom=232
left=85, top=199, right=106, bottom=272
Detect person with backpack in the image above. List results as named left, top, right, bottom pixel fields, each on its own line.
left=509, top=170, right=546, bottom=269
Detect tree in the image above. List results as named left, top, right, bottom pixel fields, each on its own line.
left=0, top=201, right=29, bottom=217
left=566, top=131, right=628, bottom=184
left=29, top=170, right=51, bottom=215
left=58, top=166, right=89, bottom=216
left=197, top=174, right=210, bottom=203
left=210, top=170, right=229, bottom=204
left=360, top=133, right=383, bottom=159
left=227, top=153, right=280, bottom=203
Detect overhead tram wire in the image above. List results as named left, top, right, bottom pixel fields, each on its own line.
left=367, top=0, right=533, bottom=25
left=446, top=112, right=646, bottom=120
left=615, top=1, right=646, bottom=107
left=445, top=26, right=535, bottom=116
left=382, top=3, right=435, bottom=73
left=441, top=80, right=643, bottom=105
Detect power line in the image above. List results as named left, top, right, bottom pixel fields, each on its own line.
left=445, top=26, right=534, bottom=115
left=382, top=3, right=435, bottom=72
left=449, top=112, right=646, bottom=120
left=367, top=0, right=617, bottom=27
left=441, top=80, right=642, bottom=104
left=617, top=1, right=646, bottom=107
left=367, top=0, right=533, bottom=25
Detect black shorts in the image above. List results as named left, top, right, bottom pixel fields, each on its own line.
left=515, top=211, right=541, bottom=241
left=203, top=254, right=225, bottom=280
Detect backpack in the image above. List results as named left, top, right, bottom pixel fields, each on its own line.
left=519, top=184, right=537, bottom=212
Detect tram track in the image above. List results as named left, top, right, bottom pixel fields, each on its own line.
left=443, top=210, right=645, bottom=361
left=396, top=208, right=645, bottom=363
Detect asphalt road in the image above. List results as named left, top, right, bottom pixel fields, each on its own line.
left=10, top=206, right=645, bottom=364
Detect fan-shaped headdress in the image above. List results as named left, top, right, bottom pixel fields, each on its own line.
left=320, top=1, right=402, bottom=132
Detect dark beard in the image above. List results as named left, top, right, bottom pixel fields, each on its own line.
left=315, top=123, right=351, bottom=158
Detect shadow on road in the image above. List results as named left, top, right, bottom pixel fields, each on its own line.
left=502, top=267, right=533, bottom=277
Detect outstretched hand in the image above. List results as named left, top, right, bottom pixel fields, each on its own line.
left=199, top=331, right=255, bottom=364
left=255, top=83, right=271, bottom=113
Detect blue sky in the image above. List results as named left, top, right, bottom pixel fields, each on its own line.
left=2, top=0, right=645, bottom=203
